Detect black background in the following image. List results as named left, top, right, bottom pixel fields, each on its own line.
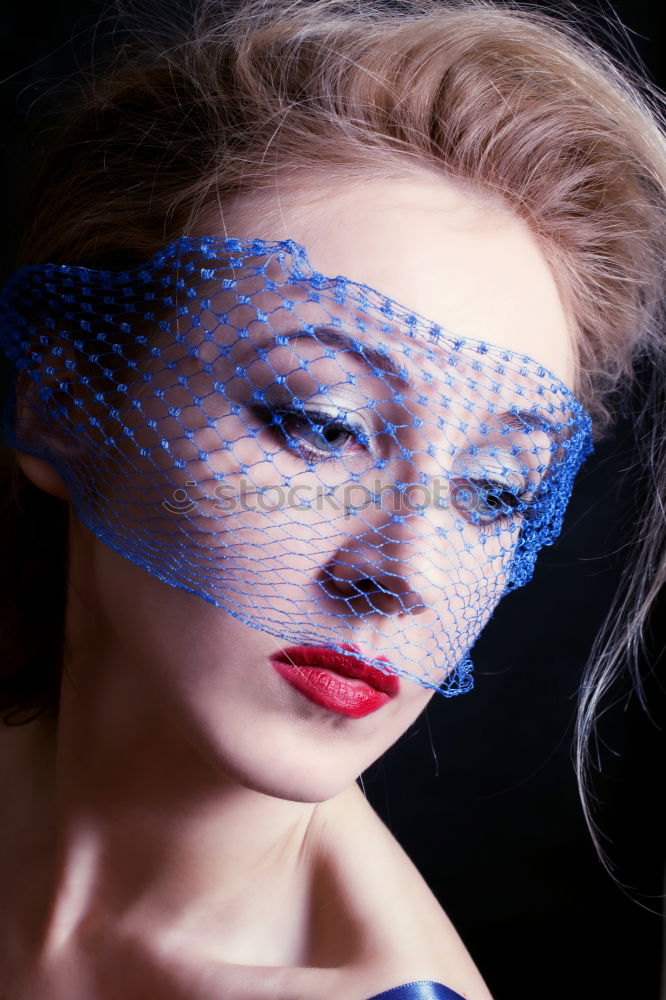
left=1, top=3, right=664, bottom=999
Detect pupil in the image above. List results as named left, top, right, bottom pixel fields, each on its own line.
left=322, top=424, right=347, bottom=446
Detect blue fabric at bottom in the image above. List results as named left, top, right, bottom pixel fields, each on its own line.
left=366, top=981, right=466, bottom=1000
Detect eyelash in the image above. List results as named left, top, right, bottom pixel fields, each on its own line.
left=451, top=477, right=532, bottom=527
left=256, top=405, right=371, bottom=462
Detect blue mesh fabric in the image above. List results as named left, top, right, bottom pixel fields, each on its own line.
left=0, top=237, right=593, bottom=695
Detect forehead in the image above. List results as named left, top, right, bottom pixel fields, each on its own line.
left=218, top=173, right=575, bottom=388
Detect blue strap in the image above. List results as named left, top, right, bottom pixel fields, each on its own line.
left=366, top=981, right=467, bottom=1000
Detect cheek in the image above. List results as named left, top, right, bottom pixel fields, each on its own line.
left=90, top=541, right=232, bottom=690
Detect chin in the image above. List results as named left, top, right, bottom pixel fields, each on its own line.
left=199, top=723, right=361, bottom=804
left=226, top=752, right=356, bottom=804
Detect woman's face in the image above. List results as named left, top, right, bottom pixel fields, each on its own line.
left=64, top=172, right=575, bottom=803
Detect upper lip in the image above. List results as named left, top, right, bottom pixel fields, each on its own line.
left=271, top=643, right=400, bottom=697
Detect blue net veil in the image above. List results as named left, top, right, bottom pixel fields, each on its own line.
left=0, top=236, right=593, bottom=697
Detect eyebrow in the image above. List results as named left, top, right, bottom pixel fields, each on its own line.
left=277, top=325, right=411, bottom=388
left=498, top=411, right=561, bottom=435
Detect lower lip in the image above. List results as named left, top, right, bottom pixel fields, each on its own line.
left=271, top=658, right=391, bottom=718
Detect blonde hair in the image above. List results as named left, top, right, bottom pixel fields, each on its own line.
left=8, top=0, right=666, bottom=864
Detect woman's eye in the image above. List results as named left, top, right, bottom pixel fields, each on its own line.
left=284, top=414, right=352, bottom=452
left=263, top=407, right=369, bottom=459
left=452, top=477, right=527, bottom=523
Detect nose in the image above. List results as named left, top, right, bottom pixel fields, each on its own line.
left=319, top=500, right=445, bottom=619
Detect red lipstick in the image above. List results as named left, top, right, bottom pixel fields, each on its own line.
left=270, top=643, right=400, bottom=718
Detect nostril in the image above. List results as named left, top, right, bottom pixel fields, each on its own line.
left=323, top=569, right=428, bottom=616
left=321, top=565, right=355, bottom=597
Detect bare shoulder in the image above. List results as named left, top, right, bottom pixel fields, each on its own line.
left=306, top=782, right=494, bottom=1000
